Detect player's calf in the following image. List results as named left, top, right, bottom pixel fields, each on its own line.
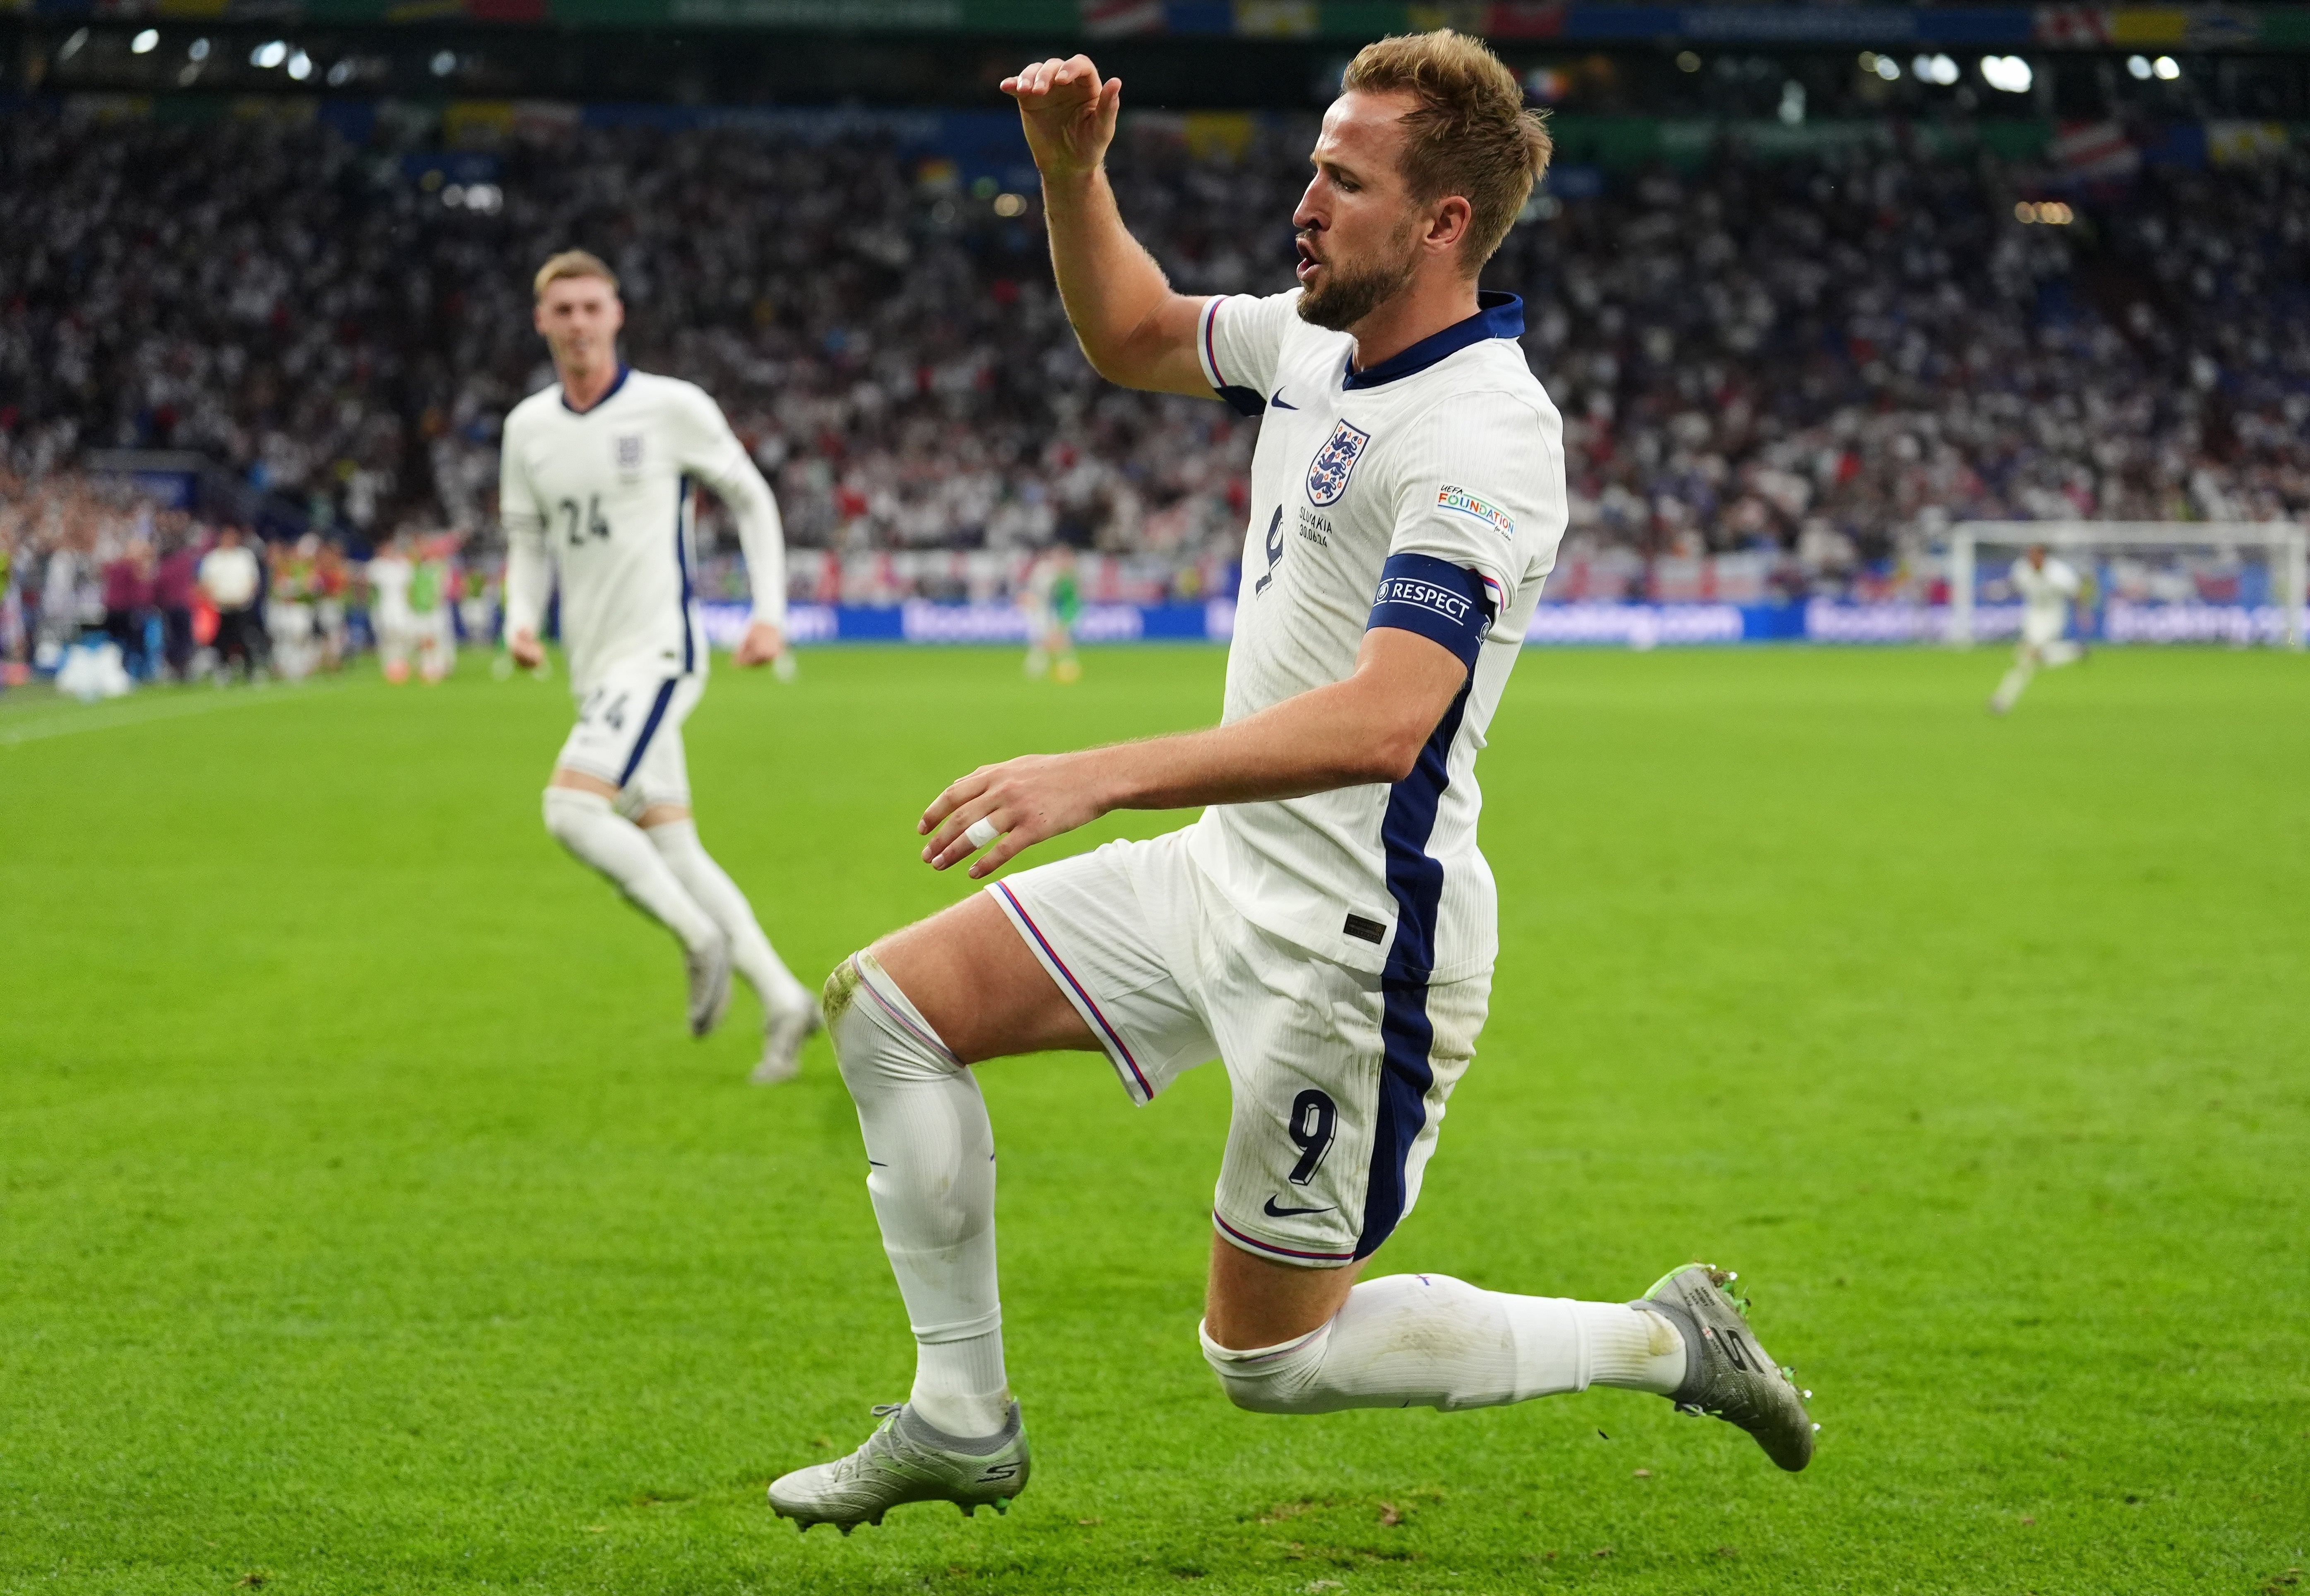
left=540, top=787, right=731, bottom=1032
left=1197, top=1262, right=1813, bottom=1473
left=1201, top=1271, right=1684, bottom=1413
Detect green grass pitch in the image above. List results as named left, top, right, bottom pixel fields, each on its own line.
left=3, top=644, right=2305, bottom=1595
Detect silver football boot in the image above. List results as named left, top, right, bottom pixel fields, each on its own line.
left=770, top=1402, right=1030, bottom=1533
left=1634, top=1262, right=1816, bottom=1472
left=750, top=993, right=823, bottom=1086
left=685, top=933, right=733, bottom=1038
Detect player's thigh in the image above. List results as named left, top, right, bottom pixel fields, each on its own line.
left=871, top=894, right=1096, bottom=1064
left=624, top=710, right=695, bottom=821
left=1206, top=932, right=1491, bottom=1277
left=1200, top=967, right=1489, bottom=1349
left=979, top=832, right=1221, bottom=1094
left=877, top=832, right=1217, bottom=1074
left=555, top=667, right=695, bottom=795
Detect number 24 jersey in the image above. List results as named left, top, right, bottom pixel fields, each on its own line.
left=499, top=368, right=765, bottom=694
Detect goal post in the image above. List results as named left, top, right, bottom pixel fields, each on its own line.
left=1947, top=522, right=2308, bottom=651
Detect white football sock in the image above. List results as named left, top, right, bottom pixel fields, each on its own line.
left=1992, top=655, right=2036, bottom=711
left=1200, top=1273, right=1685, bottom=1414
left=541, top=788, right=719, bottom=954
left=827, top=952, right=1010, bottom=1438
left=645, top=817, right=810, bottom=1014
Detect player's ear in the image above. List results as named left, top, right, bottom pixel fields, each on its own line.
left=1426, top=195, right=1473, bottom=255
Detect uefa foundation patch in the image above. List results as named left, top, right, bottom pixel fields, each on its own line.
left=1437, top=485, right=1514, bottom=538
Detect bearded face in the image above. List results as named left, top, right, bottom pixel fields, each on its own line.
left=1294, top=216, right=1424, bottom=332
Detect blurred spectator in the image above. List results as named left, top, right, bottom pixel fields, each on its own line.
left=100, top=538, right=156, bottom=677
left=197, top=526, right=265, bottom=680
left=0, top=524, right=21, bottom=668
left=314, top=541, right=352, bottom=671
left=155, top=533, right=201, bottom=678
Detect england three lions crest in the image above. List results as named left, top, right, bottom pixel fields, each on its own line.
left=1305, top=419, right=1372, bottom=507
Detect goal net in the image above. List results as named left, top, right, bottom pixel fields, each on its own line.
left=1947, top=522, right=2308, bottom=651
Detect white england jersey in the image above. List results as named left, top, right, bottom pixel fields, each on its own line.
left=1187, top=288, right=1567, bottom=985
left=499, top=367, right=785, bottom=694
left=2011, top=555, right=2079, bottom=645
left=366, top=553, right=412, bottom=624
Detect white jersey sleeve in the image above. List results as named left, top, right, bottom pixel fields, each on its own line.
left=1372, top=390, right=1565, bottom=648
left=1196, top=291, right=1302, bottom=413
left=499, top=407, right=553, bottom=641
left=664, top=382, right=787, bottom=633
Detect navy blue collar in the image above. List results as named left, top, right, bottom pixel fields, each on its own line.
left=561, top=363, right=630, bottom=416
left=1343, top=293, right=1523, bottom=390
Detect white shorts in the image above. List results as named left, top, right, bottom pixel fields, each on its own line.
left=989, top=829, right=1491, bottom=1269
left=556, top=664, right=702, bottom=810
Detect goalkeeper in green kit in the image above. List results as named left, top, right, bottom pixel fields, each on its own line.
left=1023, top=545, right=1082, bottom=684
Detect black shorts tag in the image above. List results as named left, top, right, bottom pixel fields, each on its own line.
left=1343, top=913, right=1386, bottom=945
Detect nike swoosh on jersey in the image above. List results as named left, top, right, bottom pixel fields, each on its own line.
left=1270, top=390, right=1298, bottom=410
left=1262, top=1196, right=1333, bottom=1218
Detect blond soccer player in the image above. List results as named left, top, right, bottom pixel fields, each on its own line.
left=502, top=252, right=820, bottom=1083
left=769, top=32, right=1812, bottom=1531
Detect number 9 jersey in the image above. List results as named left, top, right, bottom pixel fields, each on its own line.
left=498, top=366, right=787, bottom=696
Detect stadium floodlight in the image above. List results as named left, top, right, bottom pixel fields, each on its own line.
left=1874, top=53, right=1901, bottom=81
left=326, top=58, right=352, bottom=85
left=251, top=39, right=287, bottom=68
left=431, top=50, right=457, bottom=76
left=1980, top=55, right=2032, bottom=94
left=1913, top=53, right=1959, bottom=86
left=2153, top=55, right=2181, bottom=80
left=189, top=37, right=210, bottom=60
left=286, top=48, right=312, bottom=79
left=1947, top=522, right=2308, bottom=650
left=2127, top=54, right=2153, bottom=79
left=131, top=28, right=158, bottom=53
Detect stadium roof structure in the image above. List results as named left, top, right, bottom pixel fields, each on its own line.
left=12, top=0, right=2310, bottom=46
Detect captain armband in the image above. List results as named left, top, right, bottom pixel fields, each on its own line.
left=1365, top=553, right=1501, bottom=669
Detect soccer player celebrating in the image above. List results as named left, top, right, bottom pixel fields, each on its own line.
left=502, top=251, right=820, bottom=1084
left=769, top=32, right=1812, bottom=1530
left=1989, top=542, right=2086, bottom=714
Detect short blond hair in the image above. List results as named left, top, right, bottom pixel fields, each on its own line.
left=533, top=249, right=619, bottom=301
left=1341, top=30, right=1552, bottom=271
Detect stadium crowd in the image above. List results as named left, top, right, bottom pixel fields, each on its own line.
left=3, top=96, right=2307, bottom=628
left=0, top=467, right=498, bottom=685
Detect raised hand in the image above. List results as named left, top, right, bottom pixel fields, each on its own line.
left=1000, top=55, right=1122, bottom=180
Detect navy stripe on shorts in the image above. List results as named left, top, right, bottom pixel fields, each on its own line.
left=1355, top=680, right=1473, bottom=1259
